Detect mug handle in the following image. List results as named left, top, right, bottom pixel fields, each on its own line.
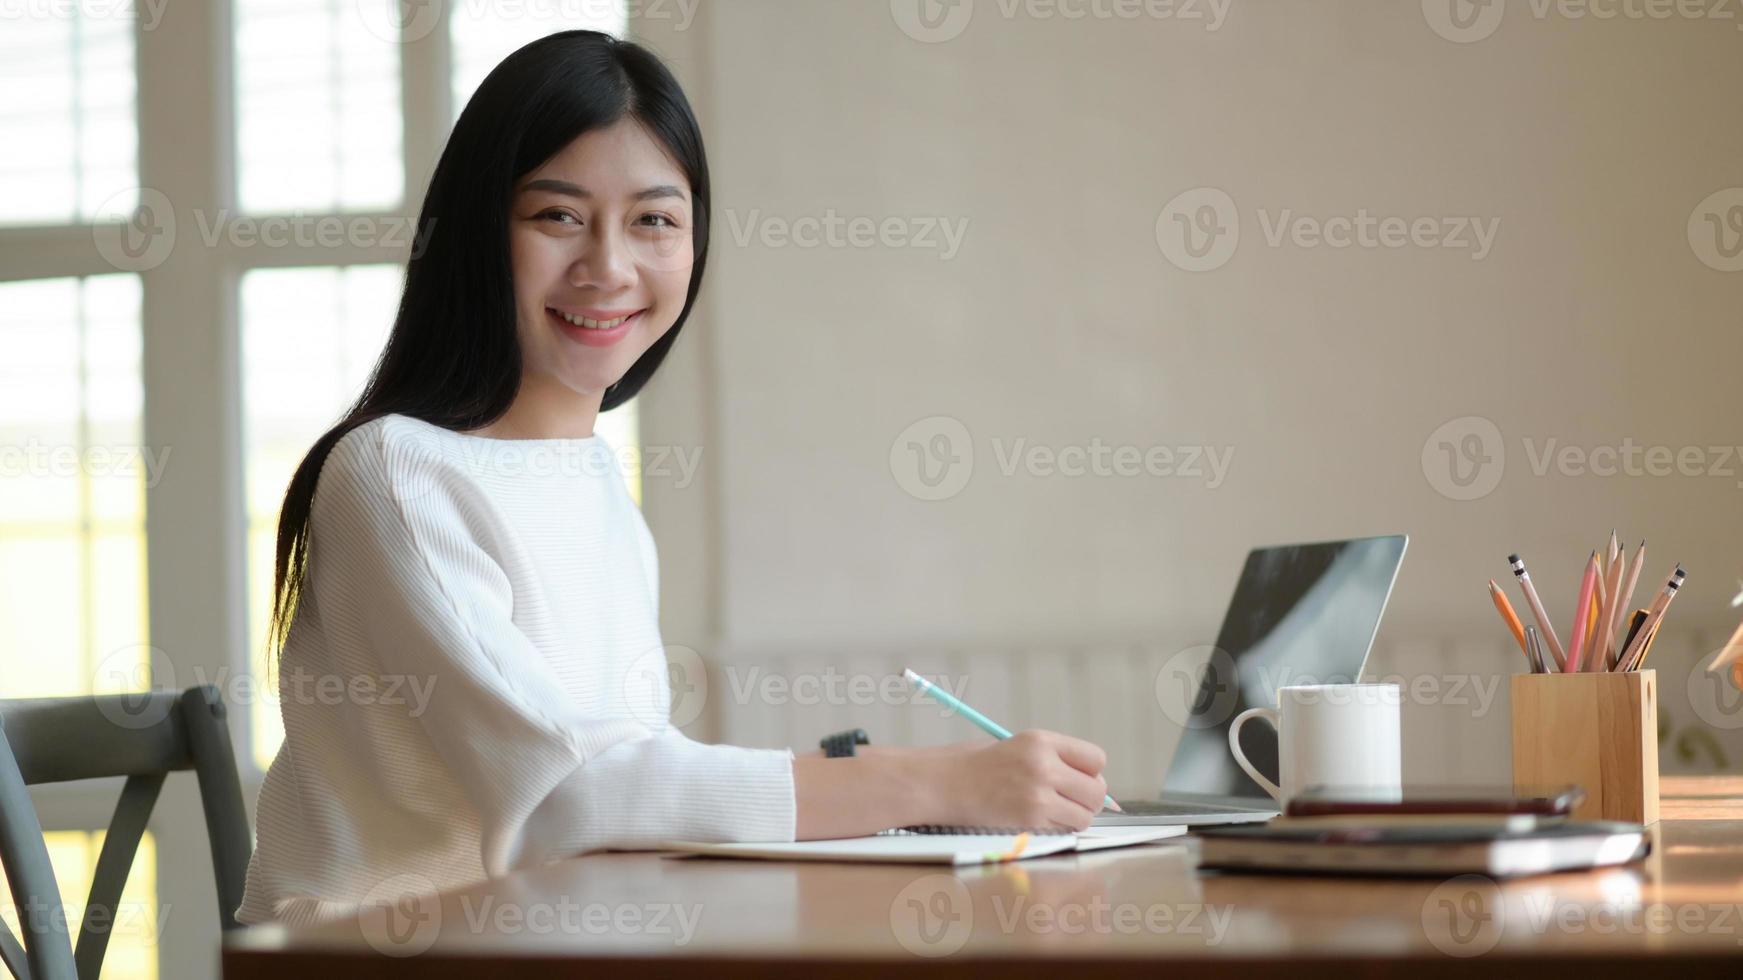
left=1227, top=706, right=1283, bottom=802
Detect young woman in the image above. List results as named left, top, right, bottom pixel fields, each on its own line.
left=236, top=31, right=1111, bottom=927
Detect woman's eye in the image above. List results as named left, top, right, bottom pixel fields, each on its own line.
left=639, top=213, right=679, bottom=229
left=540, top=209, right=579, bottom=225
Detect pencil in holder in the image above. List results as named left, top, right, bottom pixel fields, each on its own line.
left=1511, top=669, right=1659, bottom=824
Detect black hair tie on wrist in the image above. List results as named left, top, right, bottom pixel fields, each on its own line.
left=820, top=728, right=870, bottom=758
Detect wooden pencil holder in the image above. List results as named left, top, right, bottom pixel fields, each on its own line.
left=1511, top=669, right=1659, bottom=824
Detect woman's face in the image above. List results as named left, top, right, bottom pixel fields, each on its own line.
left=508, top=117, right=695, bottom=404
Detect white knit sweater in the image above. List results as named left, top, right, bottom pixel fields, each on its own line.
left=235, top=414, right=795, bottom=927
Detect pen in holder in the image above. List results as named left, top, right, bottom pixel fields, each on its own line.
left=1511, top=669, right=1659, bottom=824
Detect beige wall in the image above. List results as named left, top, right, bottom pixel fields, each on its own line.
left=638, top=2, right=1743, bottom=789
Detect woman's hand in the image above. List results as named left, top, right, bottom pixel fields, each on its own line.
left=791, top=731, right=1112, bottom=839
left=928, top=730, right=1110, bottom=832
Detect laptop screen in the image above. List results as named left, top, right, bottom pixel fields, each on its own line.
left=1160, top=535, right=1408, bottom=800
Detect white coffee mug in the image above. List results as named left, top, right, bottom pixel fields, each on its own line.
left=1227, top=683, right=1402, bottom=804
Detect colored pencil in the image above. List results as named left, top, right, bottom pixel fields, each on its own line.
left=1566, top=552, right=1599, bottom=674
left=1618, top=566, right=1686, bottom=671
left=1508, top=554, right=1567, bottom=671
left=1610, top=541, right=1646, bottom=667
left=904, top=668, right=1120, bottom=810
left=1489, top=580, right=1528, bottom=660
left=1600, top=549, right=1626, bottom=670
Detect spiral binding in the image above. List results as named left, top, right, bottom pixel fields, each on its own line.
left=882, top=825, right=1073, bottom=837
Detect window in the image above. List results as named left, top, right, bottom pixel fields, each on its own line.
left=450, top=2, right=627, bottom=122
left=0, top=2, right=138, bottom=225
left=233, top=0, right=403, bottom=213
left=0, top=275, right=148, bottom=700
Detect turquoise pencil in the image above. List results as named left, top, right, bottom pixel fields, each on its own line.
left=902, top=668, right=1119, bottom=811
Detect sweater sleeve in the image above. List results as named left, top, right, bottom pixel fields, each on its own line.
left=306, top=425, right=795, bottom=878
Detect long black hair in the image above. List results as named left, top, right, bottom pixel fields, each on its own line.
left=266, top=30, right=710, bottom=661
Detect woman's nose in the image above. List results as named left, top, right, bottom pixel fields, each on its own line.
left=569, top=227, right=637, bottom=292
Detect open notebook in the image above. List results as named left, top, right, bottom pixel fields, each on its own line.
left=660, top=825, right=1186, bottom=865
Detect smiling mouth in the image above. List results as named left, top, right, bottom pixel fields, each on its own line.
left=548, top=307, right=642, bottom=330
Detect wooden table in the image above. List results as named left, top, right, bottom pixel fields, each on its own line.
left=223, top=776, right=1743, bottom=978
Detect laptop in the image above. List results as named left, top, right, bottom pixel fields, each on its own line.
left=1094, top=534, right=1409, bottom=827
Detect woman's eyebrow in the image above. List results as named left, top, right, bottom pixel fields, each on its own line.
left=518, top=178, right=687, bottom=202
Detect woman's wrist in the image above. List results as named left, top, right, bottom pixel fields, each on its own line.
left=792, top=745, right=955, bottom=837
left=797, top=743, right=940, bottom=761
